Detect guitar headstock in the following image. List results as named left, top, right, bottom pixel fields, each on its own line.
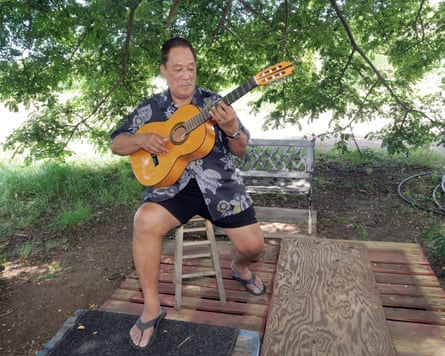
left=255, top=61, right=294, bottom=86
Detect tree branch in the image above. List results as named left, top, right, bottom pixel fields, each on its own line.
left=280, top=0, right=289, bottom=55
left=208, top=0, right=233, bottom=43
left=336, top=48, right=355, bottom=96
left=415, top=0, right=426, bottom=40
left=238, top=0, right=272, bottom=27
left=165, top=0, right=180, bottom=28
left=348, top=80, right=379, bottom=127
left=60, top=1, right=142, bottom=154
left=330, top=0, right=408, bottom=110
left=26, top=0, right=33, bottom=48
left=93, top=1, right=141, bottom=111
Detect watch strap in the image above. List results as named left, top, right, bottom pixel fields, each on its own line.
left=227, top=129, right=241, bottom=139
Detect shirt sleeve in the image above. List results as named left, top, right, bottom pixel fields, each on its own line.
left=110, top=97, right=159, bottom=142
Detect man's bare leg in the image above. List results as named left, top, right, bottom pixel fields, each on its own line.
left=224, top=223, right=265, bottom=294
left=129, top=203, right=179, bottom=348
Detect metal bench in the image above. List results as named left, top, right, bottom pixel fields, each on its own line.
left=233, top=138, right=316, bottom=235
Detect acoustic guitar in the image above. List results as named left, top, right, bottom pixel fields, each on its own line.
left=130, top=61, right=294, bottom=187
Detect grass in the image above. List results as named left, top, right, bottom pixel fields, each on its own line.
left=0, top=156, right=142, bottom=263
left=0, top=157, right=142, bottom=236
left=15, top=239, right=41, bottom=261
left=1, top=147, right=445, bottom=260
left=40, top=262, right=63, bottom=279
left=318, top=146, right=445, bottom=171
left=424, top=223, right=445, bottom=257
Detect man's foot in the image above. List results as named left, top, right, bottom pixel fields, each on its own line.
left=129, top=308, right=166, bottom=350
left=231, top=262, right=266, bottom=296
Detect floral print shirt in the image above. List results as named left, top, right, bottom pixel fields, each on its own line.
left=110, top=87, right=253, bottom=221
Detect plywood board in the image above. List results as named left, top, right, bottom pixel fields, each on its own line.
left=261, top=238, right=396, bottom=356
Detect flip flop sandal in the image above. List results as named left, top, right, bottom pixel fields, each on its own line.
left=231, top=270, right=266, bottom=296
left=129, top=307, right=167, bottom=350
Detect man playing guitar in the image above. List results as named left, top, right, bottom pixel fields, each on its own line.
left=111, top=37, right=267, bottom=351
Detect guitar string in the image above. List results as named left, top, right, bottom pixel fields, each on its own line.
left=184, top=77, right=258, bottom=134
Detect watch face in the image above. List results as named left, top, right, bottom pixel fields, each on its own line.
left=229, top=130, right=241, bottom=139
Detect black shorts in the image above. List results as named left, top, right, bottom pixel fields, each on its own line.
left=157, top=179, right=257, bottom=228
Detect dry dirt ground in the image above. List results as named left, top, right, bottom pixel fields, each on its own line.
left=1, top=158, right=444, bottom=355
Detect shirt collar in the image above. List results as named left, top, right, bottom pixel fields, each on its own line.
left=164, top=87, right=200, bottom=109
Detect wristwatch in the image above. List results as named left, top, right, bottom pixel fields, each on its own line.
left=227, top=129, right=241, bottom=139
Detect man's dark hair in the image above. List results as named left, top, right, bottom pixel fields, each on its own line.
left=161, top=37, right=196, bottom=65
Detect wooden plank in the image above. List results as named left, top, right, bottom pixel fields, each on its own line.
left=384, top=307, right=445, bottom=325
left=373, top=272, right=441, bottom=287
left=158, top=259, right=278, bottom=277
left=158, top=263, right=275, bottom=281
left=126, top=268, right=276, bottom=296
left=376, top=283, right=445, bottom=298
left=101, top=300, right=266, bottom=335
left=100, top=299, right=143, bottom=315
left=333, top=239, right=431, bottom=263
left=170, top=307, right=266, bottom=334
left=381, top=294, right=445, bottom=311
left=325, top=238, right=426, bottom=253
left=371, top=261, right=435, bottom=275
left=387, top=320, right=445, bottom=356
left=121, top=271, right=274, bottom=306
left=110, top=288, right=269, bottom=317
left=261, top=238, right=396, bottom=356
left=364, top=240, right=428, bottom=252
left=165, top=294, right=268, bottom=317
left=367, top=248, right=430, bottom=264
left=119, top=278, right=272, bottom=304
left=162, top=238, right=281, bottom=263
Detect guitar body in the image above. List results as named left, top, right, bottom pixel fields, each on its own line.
left=130, top=104, right=216, bottom=187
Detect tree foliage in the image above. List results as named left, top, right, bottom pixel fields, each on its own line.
left=1, top=0, right=444, bottom=162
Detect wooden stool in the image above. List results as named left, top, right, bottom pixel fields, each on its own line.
left=174, top=216, right=226, bottom=310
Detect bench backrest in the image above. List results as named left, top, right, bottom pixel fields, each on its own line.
left=234, top=138, right=316, bottom=234
left=233, top=138, right=315, bottom=179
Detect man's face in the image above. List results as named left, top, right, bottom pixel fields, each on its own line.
left=160, top=46, right=196, bottom=105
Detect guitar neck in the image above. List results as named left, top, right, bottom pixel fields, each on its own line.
left=222, top=77, right=258, bottom=106
left=186, top=77, right=258, bottom=132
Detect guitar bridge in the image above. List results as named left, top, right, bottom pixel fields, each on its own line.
left=151, top=153, right=159, bottom=166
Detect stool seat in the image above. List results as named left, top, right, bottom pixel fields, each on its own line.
left=174, top=216, right=226, bottom=310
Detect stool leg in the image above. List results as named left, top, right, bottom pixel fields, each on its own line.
left=205, top=220, right=226, bottom=304
left=308, top=208, right=312, bottom=235
left=307, top=191, right=313, bottom=235
left=174, top=225, right=184, bottom=310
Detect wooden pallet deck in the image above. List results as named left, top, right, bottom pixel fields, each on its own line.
left=365, top=240, right=445, bottom=356
left=100, top=238, right=445, bottom=355
left=101, top=238, right=279, bottom=336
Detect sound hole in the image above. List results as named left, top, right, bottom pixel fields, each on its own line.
left=151, top=153, right=159, bottom=166
left=171, top=124, right=188, bottom=145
